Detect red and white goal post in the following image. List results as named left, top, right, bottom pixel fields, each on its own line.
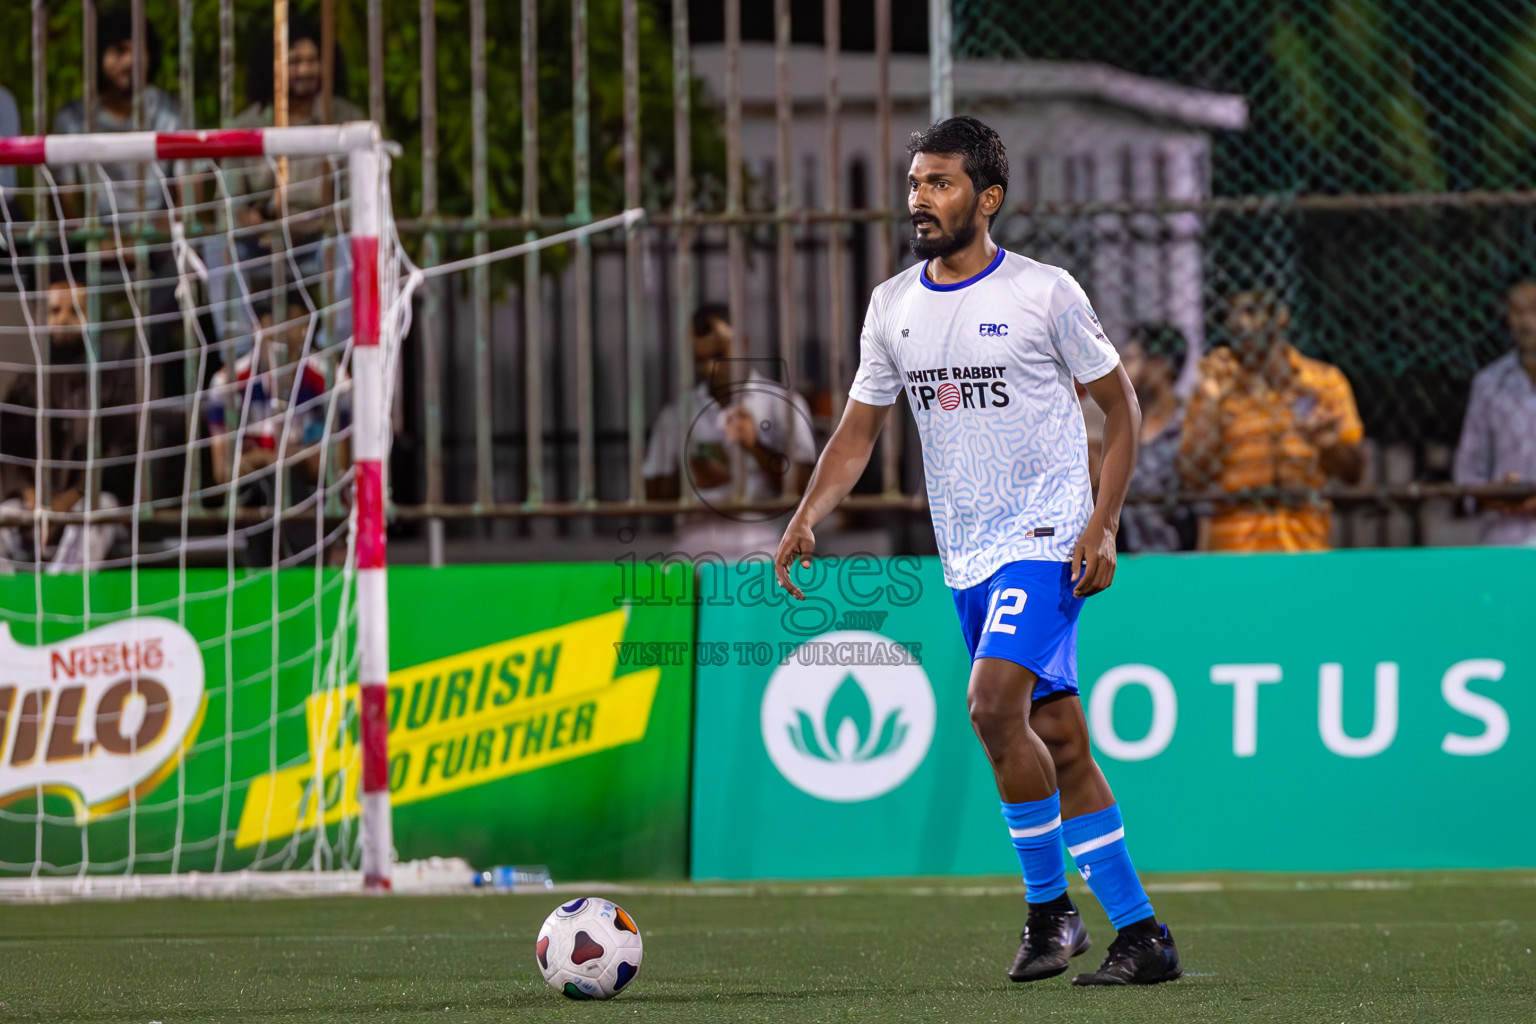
left=0, top=124, right=401, bottom=891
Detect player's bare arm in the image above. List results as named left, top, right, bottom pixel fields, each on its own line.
left=1073, top=364, right=1141, bottom=597
left=773, top=399, right=890, bottom=599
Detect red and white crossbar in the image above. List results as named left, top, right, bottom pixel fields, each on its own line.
left=0, top=122, right=380, bottom=166
left=0, top=122, right=394, bottom=892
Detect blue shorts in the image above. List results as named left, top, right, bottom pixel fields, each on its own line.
left=952, top=560, right=1085, bottom=702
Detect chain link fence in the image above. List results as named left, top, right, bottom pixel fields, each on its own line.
left=954, top=0, right=1536, bottom=462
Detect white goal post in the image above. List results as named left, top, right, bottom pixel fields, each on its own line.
left=0, top=123, right=398, bottom=890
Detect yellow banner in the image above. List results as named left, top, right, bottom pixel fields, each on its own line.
left=235, top=609, right=660, bottom=849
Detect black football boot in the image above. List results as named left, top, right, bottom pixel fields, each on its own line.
left=1007, top=903, right=1093, bottom=982
left=1070, top=921, right=1182, bottom=986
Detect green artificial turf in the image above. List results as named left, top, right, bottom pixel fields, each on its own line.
left=1, top=874, right=1533, bottom=1023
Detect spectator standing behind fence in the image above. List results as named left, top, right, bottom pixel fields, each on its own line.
left=0, top=275, right=140, bottom=571
left=1180, top=290, right=1364, bottom=552
left=52, top=6, right=187, bottom=446
left=1119, top=324, right=1193, bottom=552
left=643, top=305, right=817, bottom=560
left=226, top=16, right=363, bottom=255
left=51, top=9, right=185, bottom=220
left=1453, top=281, right=1536, bottom=546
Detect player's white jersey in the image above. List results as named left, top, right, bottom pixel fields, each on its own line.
left=848, top=248, right=1119, bottom=588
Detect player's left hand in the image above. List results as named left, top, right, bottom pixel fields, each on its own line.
left=1071, top=520, right=1117, bottom=598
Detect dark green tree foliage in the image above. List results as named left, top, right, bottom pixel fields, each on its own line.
left=954, top=0, right=1536, bottom=446
left=0, top=0, right=725, bottom=223
left=954, top=0, right=1536, bottom=195
left=376, top=0, right=725, bottom=221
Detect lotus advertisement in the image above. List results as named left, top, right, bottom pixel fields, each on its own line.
left=691, top=549, right=1535, bottom=877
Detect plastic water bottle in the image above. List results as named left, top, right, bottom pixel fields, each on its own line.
left=473, top=865, right=553, bottom=891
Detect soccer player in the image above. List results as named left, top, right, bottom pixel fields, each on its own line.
left=773, top=116, right=1180, bottom=986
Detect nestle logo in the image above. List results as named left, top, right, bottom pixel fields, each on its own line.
left=0, top=618, right=205, bottom=814
left=51, top=639, right=165, bottom=681
left=979, top=323, right=1008, bottom=337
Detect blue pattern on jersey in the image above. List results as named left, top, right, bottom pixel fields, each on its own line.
left=847, top=252, right=1121, bottom=589
left=952, top=559, right=1083, bottom=701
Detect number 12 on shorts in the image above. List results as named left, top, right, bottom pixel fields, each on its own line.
left=984, top=587, right=1028, bottom=634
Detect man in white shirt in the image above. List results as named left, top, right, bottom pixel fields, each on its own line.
left=775, top=117, right=1180, bottom=987
left=643, top=306, right=816, bottom=560
left=1454, top=281, right=1536, bottom=545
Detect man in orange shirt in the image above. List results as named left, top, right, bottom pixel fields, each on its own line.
left=1180, top=290, right=1365, bottom=551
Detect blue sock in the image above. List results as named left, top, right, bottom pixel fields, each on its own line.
left=1000, top=793, right=1067, bottom=904
left=1063, top=804, right=1154, bottom=930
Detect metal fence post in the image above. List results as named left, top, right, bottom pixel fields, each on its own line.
left=930, top=0, right=953, bottom=122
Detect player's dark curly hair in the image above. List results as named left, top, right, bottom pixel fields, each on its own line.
left=906, top=116, right=1009, bottom=226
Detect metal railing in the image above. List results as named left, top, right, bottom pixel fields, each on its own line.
left=4, top=0, right=1533, bottom=560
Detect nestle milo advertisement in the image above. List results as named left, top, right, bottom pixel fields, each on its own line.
left=0, top=563, right=692, bottom=880
left=691, top=549, right=1536, bottom=877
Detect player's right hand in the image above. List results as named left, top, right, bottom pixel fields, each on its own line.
left=773, top=518, right=816, bottom=601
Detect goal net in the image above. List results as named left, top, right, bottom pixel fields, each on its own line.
left=0, top=124, right=403, bottom=890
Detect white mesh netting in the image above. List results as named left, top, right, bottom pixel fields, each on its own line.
left=0, top=135, right=407, bottom=878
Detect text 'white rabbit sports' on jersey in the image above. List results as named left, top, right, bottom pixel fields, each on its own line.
left=848, top=247, right=1120, bottom=589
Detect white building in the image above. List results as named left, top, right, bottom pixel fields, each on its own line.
left=688, top=43, right=1248, bottom=394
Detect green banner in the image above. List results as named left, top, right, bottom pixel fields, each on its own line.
left=0, top=570, right=350, bottom=875
left=378, top=563, right=692, bottom=880
left=692, top=549, right=1535, bottom=877
left=0, top=563, right=692, bottom=880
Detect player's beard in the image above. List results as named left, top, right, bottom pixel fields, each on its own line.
left=909, top=196, right=981, bottom=260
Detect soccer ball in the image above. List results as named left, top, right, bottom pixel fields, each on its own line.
left=534, top=896, right=643, bottom=1000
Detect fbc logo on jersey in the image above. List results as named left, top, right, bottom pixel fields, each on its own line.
left=904, top=365, right=1010, bottom=412
left=979, top=323, right=1008, bottom=336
